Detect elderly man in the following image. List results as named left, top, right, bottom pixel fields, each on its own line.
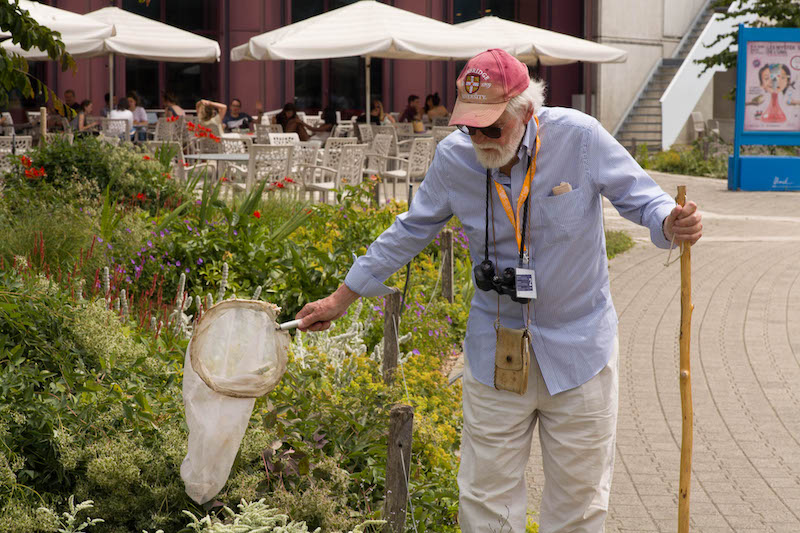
left=296, top=49, right=702, bottom=532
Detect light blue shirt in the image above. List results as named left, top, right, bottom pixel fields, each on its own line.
left=345, top=107, right=675, bottom=395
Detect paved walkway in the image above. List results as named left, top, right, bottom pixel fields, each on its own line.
left=524, top=172, right=800, bottom=532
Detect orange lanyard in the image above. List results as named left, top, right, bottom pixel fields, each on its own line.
left=492, top=116, right=540, bottom=253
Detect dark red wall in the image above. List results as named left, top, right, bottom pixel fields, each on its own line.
left=40, top=0, right=587, bottom=116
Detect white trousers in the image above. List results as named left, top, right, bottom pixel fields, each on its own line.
left=458, top=337, right=619, bottom=533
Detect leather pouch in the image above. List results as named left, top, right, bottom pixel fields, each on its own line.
left=494, top=326, right=530, bottom=395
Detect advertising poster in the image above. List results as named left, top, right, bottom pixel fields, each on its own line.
left=743, top=41, right=800, bottom=131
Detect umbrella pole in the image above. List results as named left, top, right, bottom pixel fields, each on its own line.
left=677, top=185, right=694, bottom=533
left=364, top=56, right=372, bottom=125
left=365, top=55, right=371, bottom=127
left=109, top=52, right=115, bottom=113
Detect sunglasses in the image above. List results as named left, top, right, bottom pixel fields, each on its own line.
left=457, top=124, right=504, bottom=139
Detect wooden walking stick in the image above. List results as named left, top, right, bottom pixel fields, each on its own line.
left=677, top=185, right=694, bottom=533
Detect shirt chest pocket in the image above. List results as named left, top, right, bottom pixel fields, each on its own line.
left=533, top=185, right=588, bottom=246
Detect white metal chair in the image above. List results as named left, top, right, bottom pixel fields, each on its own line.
left=254, top=123, right=283, bottom=144
left=357, top=123, right=374, bottom=144
left=363, top=133, right=392, bottom=177
left=25, top=111, right=41, bottom=125
left=45, top=132, right=74, bottom=145
left=291, top=140, right=322, bottom=198
left=374, top=137, right=435, bottom=202
left=101, top=118, right=130, bottom=141
left=691, top=111, right=706, bottom=138
left=260, top=110, right=281, bottom=125
left=247, top=144, right=294, bottom=193
left=0, top=135, right=33, bottom=175
left=394, top=122, right=414, bottom=143
left=298, top=143, right=368, bottom=203
left=432, top=116, right=451, bottom=127
left=268, top=132, right=301, bottom=145
left=323, top=137, right=358, bottom=172
left=432, top=126, right=457, bottom=144
left=331, top=122, right=354, bottom=138
left=376, top=124, right=414, bottom=157
left=1, top=113, right=14, bottom=136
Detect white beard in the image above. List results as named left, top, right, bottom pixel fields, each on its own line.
left=471, top=120, right=526, bottom=169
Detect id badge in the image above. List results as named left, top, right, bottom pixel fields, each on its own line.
left=515, top=268, right=536, bottom=299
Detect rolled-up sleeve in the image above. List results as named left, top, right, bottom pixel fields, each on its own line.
left=344, top=147, right=454, bottom=297
left=588, top=120, right=676, bottom=249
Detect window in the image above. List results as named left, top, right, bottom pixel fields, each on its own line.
left=125, top=58, right=159, bottom=109
left=454, top=0, right=515, bottom=23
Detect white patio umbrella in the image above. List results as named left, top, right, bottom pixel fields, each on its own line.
left=456, top=16, right=627, bottom=66
left=0, top=0, right=114, bottom=59
left=85, top=7, right=221, bottom=109
left=230, top=0, right=517, bottom=122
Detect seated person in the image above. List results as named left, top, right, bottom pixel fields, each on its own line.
left=222, top=98, right=253, bottom=131
left=357, top=99, right=394, bottom=125
left=71, top=100, right=100, bottom=134
left=63, top=89, right=79, bottom=112
left=274, top=102, right=324, bottom=142
left=109, top=97, right=134, bottom=139
left=424, top=93, right=448, bottom=120
left=127, top=91, right=148, bottom=141
left=101, top=92, right=110, bottom=117
left=163, top=91, right=185, bottom=118
left=197, top=99, right=226, bottom=136
left=399, top=94, right=422, bottom=122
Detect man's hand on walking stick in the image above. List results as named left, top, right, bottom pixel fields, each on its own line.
left=664, top=201, right=703, bottom=245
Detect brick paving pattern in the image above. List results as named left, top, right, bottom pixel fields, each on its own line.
left=525, top=172, right=800, bottom=532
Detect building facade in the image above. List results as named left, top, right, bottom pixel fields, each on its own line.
left=40, top=0, right=591, bottom=119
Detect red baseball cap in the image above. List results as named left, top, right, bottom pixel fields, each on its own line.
left=449, top=49, right=530, bottom=128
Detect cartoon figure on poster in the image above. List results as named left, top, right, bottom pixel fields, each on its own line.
left=744, top=42, right=800, bottom=131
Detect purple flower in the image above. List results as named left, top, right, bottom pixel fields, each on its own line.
left=159, top=231, right=165, bottom=238
left=125, top=228, right=132, bottom=233
left=125, top=276, right=131, bottom=283
left=186, top=224, right=192, bottom=231
left=196, top=200, right=202, bottom=205
left=413, top=327, right=417, bottom=332
left=147, top=241, right=153, bottom=247
left=428, top=329, right=434, bottom=336
left=197, top=258, right=203, bottom=265
left=446, top=315, right=452, bottom=324
left=412, top=349, right=420, bottom=355
left=130, top=259, right=136, bottom=265
left=185, top=268, right=190, bottom=273
left=176, top=260, right=181, bottom=267
left=160, top=264, right=164, bottom=269
left=107, top=243, right=112, bottom=250
left=97, top=237, right=103, bottom=243
left=233, top=230, right=238, bottom=236
left=149, top=255, right=155, bottom=261
left=373, top=305, right=381, bottom=311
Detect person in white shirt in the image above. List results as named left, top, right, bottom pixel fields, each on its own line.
left=108, top=98, right=134, bottom=140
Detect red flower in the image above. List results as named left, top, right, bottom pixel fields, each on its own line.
left=163, top=172, right=172, bottom=179
left=143, top=155, right=151, bottom=160
left=136, top=193, right=146, bottom=201
left=306, top=209, right=312, bottom=215
left=283, top=177, right=294, bottom=183
left=19, top=156, right=32, bottom=168
left=276, top=182, right=285, bottom=189
left=253, top=210, right=261, bottom=219
left=221, top=177, right=228, bottom=182
left=183, top=162, right=190, bottom=167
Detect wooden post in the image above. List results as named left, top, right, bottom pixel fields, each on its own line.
left=39, top=106, right=47, bottom=146
left=383, top=404, right=414, bottom=533
left=372, top=177, right=381, bottom=208
left=441, top=229, right=454, bottom=303
left=677, top=185, right=694, bottom=533
left=382, top=290, right=402, bottom=384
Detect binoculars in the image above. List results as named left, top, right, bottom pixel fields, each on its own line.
left=473, top=259, right=531, bottom=304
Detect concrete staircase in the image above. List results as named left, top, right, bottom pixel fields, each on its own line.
left=614, top=3, right=717, bottom=153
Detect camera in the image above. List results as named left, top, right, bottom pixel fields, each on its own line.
left=473, top=260, right=530, bottom=304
